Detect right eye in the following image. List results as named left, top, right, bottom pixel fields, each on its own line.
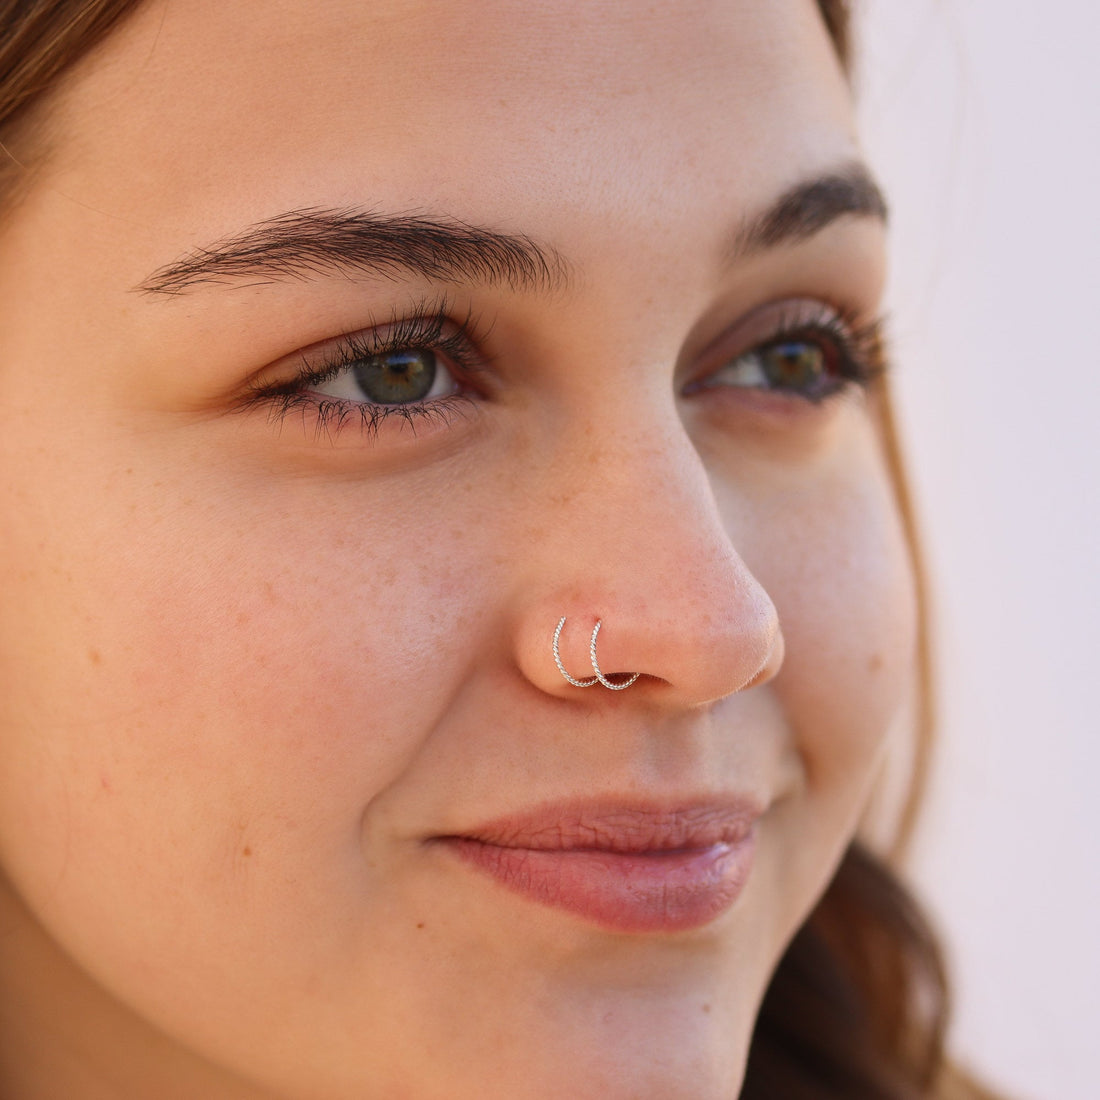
left=311, top=348, right=460, bottom=406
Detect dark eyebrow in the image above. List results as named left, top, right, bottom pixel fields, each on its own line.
left=137, top=163, right=885, bottom=297
left=732, top=161, right=888, bottom=258
left=136, top=208, right=571, bottom=296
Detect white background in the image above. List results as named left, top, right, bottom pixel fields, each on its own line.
left=856, top=3, right=1098, bottom=1098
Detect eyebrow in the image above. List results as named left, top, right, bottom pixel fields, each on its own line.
left=732, top=161, right=888, bottom=258
left=136, top=162, right=886, bottom=297
left=136, top=210, right=571, bottom=296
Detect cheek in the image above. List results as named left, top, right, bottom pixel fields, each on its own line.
left=725, top=414, right=918, bottom=768
left=0, top=453, right=491, bottom=941
left=771, top=470, right=917, bottom=797
left=0, top=447, right=509, bottom=1070
left=721, top=426, right=918, bottom=927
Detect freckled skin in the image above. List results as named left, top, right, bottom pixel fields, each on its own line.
left=0, top=2, right=915, bottom=1099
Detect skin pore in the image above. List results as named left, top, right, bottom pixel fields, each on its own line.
left=0, top=2, right=915, bottom=1098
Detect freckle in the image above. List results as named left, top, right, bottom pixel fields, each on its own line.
left=701, top=1003, right=711, bottom=1014
left=88, top=648, right=102, bottom=665
left=416, top=922, right=425, bottom=930
left=242, top=847, right=252, bottom=857
left=868, top=653, right=884, bottom=673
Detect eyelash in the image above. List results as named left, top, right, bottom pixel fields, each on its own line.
left=250, top=299, right=487, bottom=440
left=703, top=304, right=889, bottom=405
left=246, top=300, right=888, bottom=440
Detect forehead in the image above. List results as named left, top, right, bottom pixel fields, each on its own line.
left=38, top=0, right=855, bottom=264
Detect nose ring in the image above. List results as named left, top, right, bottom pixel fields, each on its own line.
left=553, top=617, right=640, bottom=691
left=589, top=620, right=641, bottom=690
left=553, top=617, right=598, bottom=686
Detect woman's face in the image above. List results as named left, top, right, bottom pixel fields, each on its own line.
left=0, top=1, right=914, bottom=1097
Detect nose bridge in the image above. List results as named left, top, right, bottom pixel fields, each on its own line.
left=511, top=404, right=782, bottom=705
left=557, top=416, right=734, bottom=603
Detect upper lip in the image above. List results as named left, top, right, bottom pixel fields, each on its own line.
left=443, top=796, right=765, bottom=854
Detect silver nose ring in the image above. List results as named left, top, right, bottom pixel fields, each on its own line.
left=589, top=620, right=641, bottom=690
left=553, top=617, right=640, bottom=691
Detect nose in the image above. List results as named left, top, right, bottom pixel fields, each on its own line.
left=510, top=415, right=783, bottom=707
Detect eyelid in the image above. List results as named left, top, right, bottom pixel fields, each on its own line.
left=691, top=299, right=844, bottom=371
left=236, top=298, right=491, bottom=406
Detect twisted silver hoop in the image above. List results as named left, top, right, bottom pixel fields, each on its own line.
left=553, top=617, right=640, bottom=691
left=553, top=617, right=599, bottom=686
left=589, top=620, right=641, bottom=690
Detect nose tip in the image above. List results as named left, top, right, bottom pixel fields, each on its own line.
left=518, top=569, right=783, bottom=707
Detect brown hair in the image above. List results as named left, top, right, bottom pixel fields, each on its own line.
left=0, top=3, right=1005, bottom=1098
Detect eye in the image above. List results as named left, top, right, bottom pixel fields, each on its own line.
left=710, top=333, right=843, bottom=398
left=686, top=299, right=886, bottom=405
left=240, top=299, right=491, bottom=441
left=310, top=347, right=459, bottom=405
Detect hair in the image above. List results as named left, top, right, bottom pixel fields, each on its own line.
left=0, top=3, right=1007, bottom=1098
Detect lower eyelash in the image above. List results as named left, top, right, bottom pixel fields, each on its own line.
left=263, top=390, right=475, bottom=443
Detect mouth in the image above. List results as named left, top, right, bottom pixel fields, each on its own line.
left=434, top=799, right=761, bottom=934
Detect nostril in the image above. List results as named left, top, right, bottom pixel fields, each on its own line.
left=552, top=617, right=642, bottom=692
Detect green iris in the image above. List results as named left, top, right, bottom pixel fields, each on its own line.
left=760, top=341, right=827, bottom=390
left=353, top=350, right=438, bottom=404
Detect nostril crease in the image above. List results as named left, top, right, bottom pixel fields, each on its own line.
left=737, top=629, right=783, bottom=693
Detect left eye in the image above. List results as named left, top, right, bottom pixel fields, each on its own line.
left=310, top=348, right=459, bottom=405
left=705, top=334, right=841, bottom=398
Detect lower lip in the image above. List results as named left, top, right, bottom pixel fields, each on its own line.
left=440, top=833, right=756, bottom=934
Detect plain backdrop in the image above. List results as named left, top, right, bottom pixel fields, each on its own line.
left=855, top=3, right=1099, bottom=1098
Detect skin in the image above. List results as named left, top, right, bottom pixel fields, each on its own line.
left=0, top=1, right=915, bottom=1098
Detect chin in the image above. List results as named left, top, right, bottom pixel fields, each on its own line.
left=479, top=980, right=758, bottom=1100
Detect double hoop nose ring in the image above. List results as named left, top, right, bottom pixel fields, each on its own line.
left=552, top=617, right=641, bottom=691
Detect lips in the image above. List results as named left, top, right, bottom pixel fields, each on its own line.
left=435, top=800, right=761, bottom=934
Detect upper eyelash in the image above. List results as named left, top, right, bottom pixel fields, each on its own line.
left=808, top=307, right=890, bottom=387
left=272, top=296, right=488, bottom=393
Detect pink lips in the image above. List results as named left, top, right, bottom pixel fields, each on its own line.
left=437, top=800, right=760, bottom=934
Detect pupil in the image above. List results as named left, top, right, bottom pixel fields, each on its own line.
left=354, top=350, right=437, bottom=404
